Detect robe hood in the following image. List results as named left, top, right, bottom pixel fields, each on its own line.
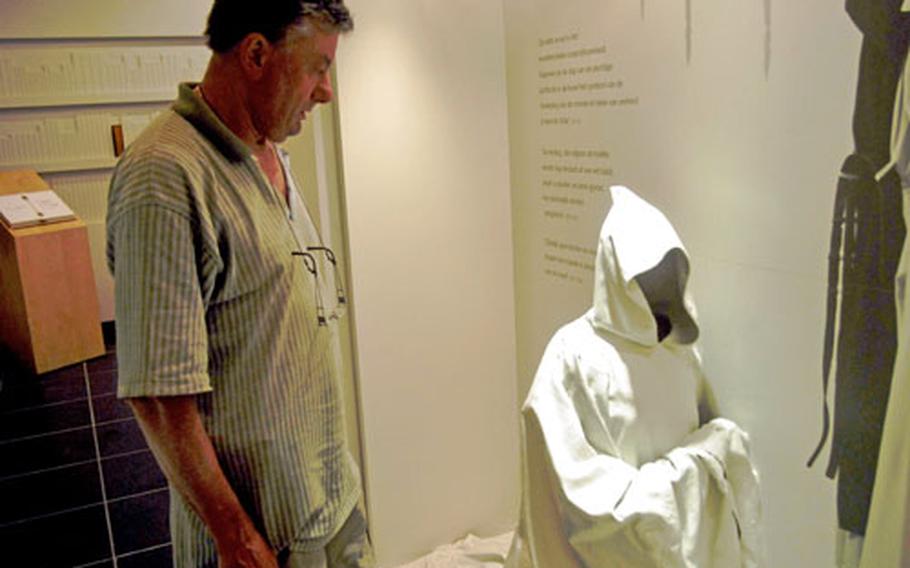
left=589, top=185, right=699, bottom=347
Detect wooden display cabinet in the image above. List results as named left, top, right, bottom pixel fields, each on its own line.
left=0, top=169, right=105, bottom=374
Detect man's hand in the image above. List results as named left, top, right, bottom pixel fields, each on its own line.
left=217, top=523, right=279, bottom=568
left=127, top=396, right=280, bottom=568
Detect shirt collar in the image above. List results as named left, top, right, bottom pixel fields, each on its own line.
left=172, top=82, right=251, bottom=163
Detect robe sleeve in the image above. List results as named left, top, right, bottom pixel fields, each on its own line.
left=686, top=344, right=721, bottom=424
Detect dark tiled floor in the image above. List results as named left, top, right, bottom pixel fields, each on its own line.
left=0, top=339, right=171, bottom=567
left=0, top=505, right=112, bottom=567
left=101, top=451, right=167, bottom=501
left=0, top=397, right=91, bottom=442
left=109, top=490, right=171, bottom=554
left=0, top=427, right=97, bottom=478
left=0, top=461, right=102, bottom=525
left=97, top=418, right=149, bottom=457
left=117, top=545, right=172, bottom=568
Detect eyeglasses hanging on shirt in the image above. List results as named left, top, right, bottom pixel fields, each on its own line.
left=292, top=245, right=347, bottom=326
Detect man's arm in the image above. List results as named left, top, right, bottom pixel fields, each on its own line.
left=127, top=395, right=278, bottom=568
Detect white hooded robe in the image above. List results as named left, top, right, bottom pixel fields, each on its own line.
left=506, top=186, right=763, bottom=568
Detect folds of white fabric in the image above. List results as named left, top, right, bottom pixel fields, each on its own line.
left=508, top=186, right=764, bottom=567
left=514, top=378, right=763, bottom=568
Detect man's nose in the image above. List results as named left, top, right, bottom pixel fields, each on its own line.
left=313, top=72, right=333, bottom=103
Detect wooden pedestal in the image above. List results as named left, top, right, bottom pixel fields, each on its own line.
left=0, top=170, right=105, bottom=374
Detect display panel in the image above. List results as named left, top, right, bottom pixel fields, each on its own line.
left=0, top=0, right=209, bottom=39
left=504, top=0, right=862, bottom=565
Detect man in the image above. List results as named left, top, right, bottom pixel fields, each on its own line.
left=105, top=2, right=370, bottom=567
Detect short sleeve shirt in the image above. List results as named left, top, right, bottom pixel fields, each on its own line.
left=106, top=83, right=360, bottom=566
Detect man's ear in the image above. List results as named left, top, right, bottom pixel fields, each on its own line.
left=237, top=33, right=273, bottom=79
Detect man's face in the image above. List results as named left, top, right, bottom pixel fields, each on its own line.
left=253, top=27, right=339, bottom=143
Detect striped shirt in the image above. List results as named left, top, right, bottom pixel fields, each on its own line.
left=106, top=83, right=360, bottom=567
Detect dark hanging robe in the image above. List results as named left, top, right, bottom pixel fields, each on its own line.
left=808, top=0, right=910, bottom=536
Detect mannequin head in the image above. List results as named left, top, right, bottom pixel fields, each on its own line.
left=634, top=248, right=698, bottom=344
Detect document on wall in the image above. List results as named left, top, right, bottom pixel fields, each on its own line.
left=0, top=190, right=76, bottom=229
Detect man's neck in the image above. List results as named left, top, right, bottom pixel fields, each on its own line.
left=197, top=64, right=268, bottom=153
left=197, top=59, right=287, bottom=203
left=252, top=141, right=288, bottom=204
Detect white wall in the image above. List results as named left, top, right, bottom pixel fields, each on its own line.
left=0, top=0, right=213, bottom=322
left=334, top=2, right=520, bottom=565
left=0, top=0, right=210, bottom=38
left=504, top=1, right=856, bottom=566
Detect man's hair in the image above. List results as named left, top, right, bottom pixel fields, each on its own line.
left=205, top=0, right=353, bottom=53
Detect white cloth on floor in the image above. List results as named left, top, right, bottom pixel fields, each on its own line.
left=506, top=186, right=764, bottom=568
left=395, top=533, right=513, bottom=568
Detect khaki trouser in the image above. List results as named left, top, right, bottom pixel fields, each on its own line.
left=281, top=506, right=375, bottom=568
